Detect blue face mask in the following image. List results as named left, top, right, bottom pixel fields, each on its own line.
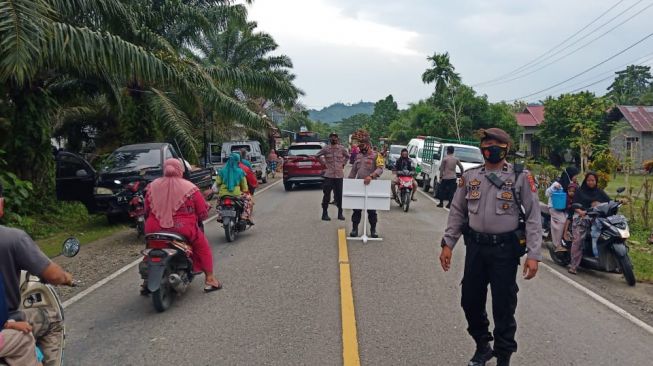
left=481, top=145, right=507, bottom=164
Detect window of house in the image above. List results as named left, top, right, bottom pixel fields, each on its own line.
left=625, top=136, right=640, bottom=161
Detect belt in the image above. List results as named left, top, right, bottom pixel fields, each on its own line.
left=467, top=229, right=514, bottom=246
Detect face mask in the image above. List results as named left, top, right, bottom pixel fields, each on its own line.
left=330, top=138, right=338, bottom=145
left=359, top=144, right=369, bottom=153
left=481, top=145, right=507, bottom=164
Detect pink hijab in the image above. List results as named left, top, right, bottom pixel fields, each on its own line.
left=147, top=159, right=198, bottom=228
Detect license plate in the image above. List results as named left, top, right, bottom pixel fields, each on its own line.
left=221, top=209, right=236, bottom=217
left=298, top=161, right=312, bottom=167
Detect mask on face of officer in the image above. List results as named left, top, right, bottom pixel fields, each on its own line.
left=359, top=143, right=370, bottom=154
left=481, top=144, right=508, bottom=164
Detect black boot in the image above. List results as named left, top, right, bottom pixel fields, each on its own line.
left=349, top=224, right=359, bottom=237
left=495, top=353, right=511, bottom=366
left=370, top=224, right=378, bottom=238
left=446, top=202, right=451, bottom=209
left=338, top=208, right=345, bottom=221
left=437, top=201, right=444, bottom=207
left=468, top=343, right=493, bottom=366
left=322, top=208, right=331, bottom=221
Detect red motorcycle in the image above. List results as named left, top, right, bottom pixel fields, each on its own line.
left=395, top=170, right=415, bottom=212
left=124, top=180, right=147, bottom=237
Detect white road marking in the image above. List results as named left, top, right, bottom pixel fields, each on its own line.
left=62, top=179, right=282, bottom=309
left=418, top=186, right=653, bottom=335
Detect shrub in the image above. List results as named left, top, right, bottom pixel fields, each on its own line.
left=643, top=159, right=653, bottom=174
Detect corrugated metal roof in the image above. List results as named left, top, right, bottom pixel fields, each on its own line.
left=526, top=105, right=545, bottom=124
left=514, top=105, right=545, bottom=127
left=617, top=105, right=653, bottom=132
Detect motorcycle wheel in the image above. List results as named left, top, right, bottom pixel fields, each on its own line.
left=224, top=217, right=236, bottom=242
left=284, top=182, right=293, bottom=191
left=548, top=245, right=570, bottom=267
left=402, top=191, right=410, bottom=212
left=136, top=221, right=144, bottom=238
left=152, top=270, right=173, bottom=312
left=618, top=255, right=636, bottom=286
left=262, top=175, right=268, bottom=184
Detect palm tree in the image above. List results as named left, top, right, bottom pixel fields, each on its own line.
left=421, top=52, right=461, bottom=97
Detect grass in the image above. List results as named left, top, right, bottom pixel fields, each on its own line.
left=36, top=215, right=129, bottom=258
left=604, top=174, right=648, bottom=196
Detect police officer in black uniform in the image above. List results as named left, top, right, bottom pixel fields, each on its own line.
left=439, top=128, right=542, bottom=366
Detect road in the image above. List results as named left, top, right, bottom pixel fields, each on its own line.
left=64, top=176, right=653, bottom=365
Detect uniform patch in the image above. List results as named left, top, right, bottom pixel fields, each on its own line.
left=501, top=191, right=513, bottom=200
left=527, top=174, right=536, bottom=192
left=505, top=179, right=513, bottom=188
left=458, top=177, right=465, bottom=187
left=470, top=179, right=481, bottom=187
left=470, top=190, right=481, bottom=199
left=502, top=203, right=511, bottom=210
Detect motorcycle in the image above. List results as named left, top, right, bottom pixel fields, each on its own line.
left=542, top=188, right=636, bottom=286
left=395, top=170, right=415, bottom=212
left=139, top=232, right=197, bottom=312
left=0, top=238, right=80, bottom=366
left=218, top=196, right=252, bottom=242
left=125, top=180, right=147, bottom=237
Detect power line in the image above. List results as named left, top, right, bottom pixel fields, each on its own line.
left=473, top=0, right=625, bottom=86
left=480, top=1, right=653, bottom=87
left=506, top=31, right=653, bottom=102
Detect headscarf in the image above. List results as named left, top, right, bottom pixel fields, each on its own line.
left=219, top=153, right=246, bottom=192
left=573, top=171, right=610, bottom=209
left=147, top=159, right=199, bottom=228
left=559, top=166, right=580, bottom=191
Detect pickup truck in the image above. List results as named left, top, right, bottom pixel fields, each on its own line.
left=417, top=138, right=484, bottom=194
left=204, top=140, right=268, bottom=183
left=55, top=143, right=213, bottom=222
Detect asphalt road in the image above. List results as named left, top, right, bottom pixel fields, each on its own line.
left=64, top=176, right=653, bottom=365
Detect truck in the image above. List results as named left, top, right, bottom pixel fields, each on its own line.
left=417, top=138, right=484, bottom=195
left=55, top=143, right=214, bottom=222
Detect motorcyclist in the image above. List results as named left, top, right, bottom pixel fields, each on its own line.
left=391, top=148, right=417, bottom=202
left=0, top=182, right=74, bottom=366
left=239, top=149, right=258, bottom=195
left=214, top=153, right=253, bottom=224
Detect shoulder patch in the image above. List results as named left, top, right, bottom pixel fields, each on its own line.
left=527, top=173, right=536, bottom=192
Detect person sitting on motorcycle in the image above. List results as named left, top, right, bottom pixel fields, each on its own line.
left=391, top=148, right=417, bottom=202
left=1, top=272, right=43, bottom=366
left=144, top=158, right=222, bottom=292
left=239, top=149, right=258, bottom=195
left=569, top=172, right=610, bottom=274
left=0, top=182, right=74, bottom=366
left=545, top=166, right=580, bottom=252
left=215, top=153, right=253, bottom=224
left=562, top=182, right=578, bottom=242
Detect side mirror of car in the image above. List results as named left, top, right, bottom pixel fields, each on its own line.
left=75, top=169, right=89, bottom=177
left=571, top=203, right=583, bottom=210
left=433, top=153, right=441, bottom=160
left=616, top=187, right=626, bottom=194
left=409, top=154, right=416, bottom=159
left=62, top=237, right=80, bottom=257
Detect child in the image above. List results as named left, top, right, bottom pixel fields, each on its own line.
left=561, top=182, right=578, bottom=247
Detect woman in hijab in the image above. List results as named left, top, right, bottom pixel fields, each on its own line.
left=214, top=153, right=253, bottom=222
left=144, top=159, right=221, bottom=292
left=545, top=166, right=580, bottom=251
left=568, top=172, right=610, bottom=274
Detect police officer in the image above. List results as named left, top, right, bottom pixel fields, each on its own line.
left=316, top=132, right=350, bottom=221
left=439, top=128, right=541, bottom=366
left=349, top=129, right=384, bottom=238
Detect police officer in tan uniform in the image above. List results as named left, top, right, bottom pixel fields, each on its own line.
left=349, top=130, right=384, bottom=238
left=439, top=128, right=541, bottom=366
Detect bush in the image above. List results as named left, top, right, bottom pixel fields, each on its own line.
left=0, top=149, right=34, bottom=220
left=643, top=159, right=653, bottom=174
left=589, top=151, right=619, bottom=189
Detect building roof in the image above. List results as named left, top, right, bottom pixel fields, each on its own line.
left=614, top=105, right=653, bottom=133
left=514, top=105, right=545, bottom=127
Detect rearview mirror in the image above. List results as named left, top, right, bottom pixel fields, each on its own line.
left=433, top=153, right=441, bottom=160
left=75, top=169, right=89, bottom=177
left=616, top=187, right=626, bottom=194
left=409, top=154, right=416, bottom=159
left=62, top=237, right=80, bottom=257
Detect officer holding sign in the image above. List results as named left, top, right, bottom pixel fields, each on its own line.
left=439, top=128, right=542, bottom=366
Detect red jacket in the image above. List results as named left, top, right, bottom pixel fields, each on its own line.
left=239, top=162, right=258, bottom=189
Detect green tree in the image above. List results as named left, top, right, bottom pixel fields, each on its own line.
left=607, top=65, right=652, bottom=104
left=422, top=52, right=461, bottom=97
left=369, top=95, right=399, bottom=141
left=335, top=114, right=373, bottom=140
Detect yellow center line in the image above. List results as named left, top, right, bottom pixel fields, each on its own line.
left=338, top=228, right=361, bottom=366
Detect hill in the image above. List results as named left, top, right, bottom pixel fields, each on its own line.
left=308, top=102, right=374, bottom=123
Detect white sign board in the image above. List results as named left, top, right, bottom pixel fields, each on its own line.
left=342, top=179, right=391, bottom=211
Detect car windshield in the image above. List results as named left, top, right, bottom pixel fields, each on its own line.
left=102, top=149, right=161, bottom=172
left=454, top=147, right=484, bottom=163
left=390, top=146, right=404, bottom=154
left=288, top=145, right=322, bottom=156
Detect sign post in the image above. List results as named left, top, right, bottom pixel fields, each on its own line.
left=342, top=179, right=391, bottom=243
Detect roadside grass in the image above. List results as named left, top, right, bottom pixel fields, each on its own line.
left=604, top=174, right=648, bottom=196
left=625, top=224, right=653, bottom=283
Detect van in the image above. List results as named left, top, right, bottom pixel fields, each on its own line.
left=406, top=137, right=440, bottom=186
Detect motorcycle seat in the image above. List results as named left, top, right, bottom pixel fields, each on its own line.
left=145, top=232, right=188, bottom=243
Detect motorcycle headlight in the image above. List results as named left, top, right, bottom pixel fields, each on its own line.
left=618, top=228, right=630, bottom=239
left=94, top=187, right=114, bottom=195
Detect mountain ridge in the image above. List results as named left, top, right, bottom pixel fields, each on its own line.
left=308, top=101, right=374, bottom=124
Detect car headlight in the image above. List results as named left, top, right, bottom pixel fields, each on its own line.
left=94, top=187, right=114, bottom=195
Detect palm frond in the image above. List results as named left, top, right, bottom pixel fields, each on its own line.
left=147, top=87, right=199, bottom=160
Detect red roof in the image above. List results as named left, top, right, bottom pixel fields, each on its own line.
left=514, top=105, right=545, bottom=127
left=615, top=105, right=653, bottom=132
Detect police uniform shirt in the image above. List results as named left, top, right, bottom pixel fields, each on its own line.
left=349, top=150, right=383, bottom=179
left=442, top=163, right=543, bottom=261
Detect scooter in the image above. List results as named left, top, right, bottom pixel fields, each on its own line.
left=0, top=238, right=80, bottom=366
left=139, top=232, right=196, bottom=312
left=217, top=196, right=252, bottom=242
left=542, top=188, right=636, bottom=286
left=395, top=170, right=415, bottom=212
left=125, top=180, right=147, bottom=238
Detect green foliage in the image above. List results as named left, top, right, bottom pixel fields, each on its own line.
left=422, top=52, right=461, bottom=97
left=308, top=102, right=374, bottom=124
left=607, top=65, right=653, bottom=105
left=334, top=114, right=373, bottom=141
left=0, top=150, right=34, bottom=220
left=367, top=95, right=399, bottom=141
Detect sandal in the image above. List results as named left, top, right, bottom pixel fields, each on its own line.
left=568, top=268, right=577, bottom=275
left=204, top=282, right=223, bottom=293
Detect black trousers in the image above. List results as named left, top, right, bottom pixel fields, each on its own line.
left=322, top=177, right=343, bottom=209
left=351, top=209, right=377, bottom=225
left=461, top=238, right=519, bottom=356
left=436, top=178, right=457, bottom=202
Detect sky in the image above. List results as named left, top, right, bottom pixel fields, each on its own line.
left=245, top=0, right=653, bottom=109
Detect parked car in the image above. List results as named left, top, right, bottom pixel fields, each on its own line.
left=283, top=142, right=326, bottom=191
left=206, top=141, right=268, bottom=183
left=386, top=144, right=406, bottom=169
left=55, top=143, right=213, bottom=223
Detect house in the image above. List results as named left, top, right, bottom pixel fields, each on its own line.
left=607, top=105, right=653, bottom=171
left=514, top=105, right=545, bottom=157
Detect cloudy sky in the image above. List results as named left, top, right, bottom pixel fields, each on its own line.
left=246, top=0, right=653, bottom=109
